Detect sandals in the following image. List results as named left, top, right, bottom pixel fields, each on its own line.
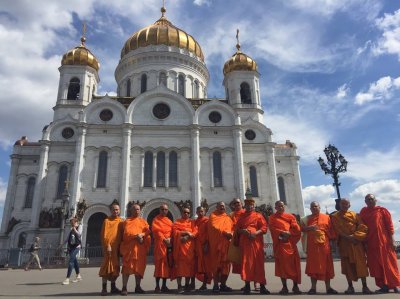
left=279, top=287, right=289, bottom=295
left=307, top=288, right=316, bottom=295
left=344, top=286, right=355, bottom=294
left=220, top=285, right=233, bottom=292
left=292, top=286, right=302, bottom=294
left=326, top=288, right=338, bottom=294
left=362, top=286, right=373, bottom=294
left=260, top=285, right=270, bottom=294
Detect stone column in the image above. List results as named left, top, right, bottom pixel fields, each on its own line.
left=0, top=155, right=21, bottom=233
left=165, top=152, right=169, bottom=189
left=30, top=141, right=50, bottom=228
left=120, top=125, right=132, bottom=218
left=152, top=153, right=157, bottom=190
left=233, top=127, right=245, bottom=198
left=209, top=152, right=214, bottom=189
left=71, top=125, right=87, bottom=212
left=190, top=126, right=201, bottom=213
left=140, top=153, right=144, bottom=189
left=266, top=146, right=279, bottom=202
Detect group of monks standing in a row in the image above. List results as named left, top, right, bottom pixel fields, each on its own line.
left=97, top=193, right=400, bottom=296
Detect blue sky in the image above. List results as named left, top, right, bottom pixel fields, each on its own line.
left=0, top=0, right=399, bottom=237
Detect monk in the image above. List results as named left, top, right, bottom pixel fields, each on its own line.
left=172, top=207, right=198, bottom=293
left=194, top=206, right=212, bottom=291
left=207, top=201, right=234, bottom=293
left=230, top=199, right=245, bottom=274
left=98, top=202, right=123, bottom=296
left=235, top=197, right=269, bottom=294
left=331, top=198, right=372, bottom=294
left=269, top=200, right=302, bottom=295
left=151, top=203, right=173, bottom=293
left=120, top=204, right=151, bottom=295
left=301, top=201, right=337, bottom=295
left=360, top=194, right=400, bottom=293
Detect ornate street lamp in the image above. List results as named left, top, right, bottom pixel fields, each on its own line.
left=318, top=144, right=348, bottom=211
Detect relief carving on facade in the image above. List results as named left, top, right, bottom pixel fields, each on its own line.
left=76, top=199, right=88, bottom=222
left=174, top=199, right=192, bottom=214
left=6, top=217, right=21, bottom=234
left=126, top=200, right=146, bottom=217
left=39, top=208, right=62, bottom=228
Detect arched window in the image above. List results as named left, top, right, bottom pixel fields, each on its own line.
left=141, top=74, right=147, bottom=93
left=240, top=82, right=252, bottom=104
left=25, top=177, right=36, bottom=208
left=178, top=74, right=185, bottom=96
left=194, top=80, right=200, bottom=98
left=156, top=152, right=165, bottom=187
left=144, top=151, right=153, bottom=187
left=17, top=232, right=27, bottom=248
left=126, top=78, right=131, bottom=96
left=159, top=72, right=167, bottom=86
left=249, top=166, right=259, bottom=197
left=213, top=151, right=223, bottom=187
left=97, top=151, right=108, bottom=188
left=56, top=165, right=68, bottom=198
left=169, top=151, right=178, bottom=187
left=278, top=176, right=287, bottom=204
left=67, top=77, right=80, bottom=100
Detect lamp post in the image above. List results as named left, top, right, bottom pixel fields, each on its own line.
left=318, top=144, right=348, bottom=211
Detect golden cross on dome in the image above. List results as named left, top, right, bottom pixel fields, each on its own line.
left=161, top=0, right=166, bottom=17
left=81, top=21, right=87, bottom=46
left=236, top=29, right=241, bottom=51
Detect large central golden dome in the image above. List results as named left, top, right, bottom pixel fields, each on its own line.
left=121, top=7, right=204, bottom=61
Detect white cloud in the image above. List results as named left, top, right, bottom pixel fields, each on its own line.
left=265, top=114, right=329, bottom=163
left=349, top=179, right=400, bottom=204
left=345, top=146, right=400, bottom=182
left=0, top=177, right=7, bottom=224
left=373, top=9, right=400, bottom=59
left=193, top=0, right=211, bottom=6
left=302, top=184, right=336, bottom=214
left=336, top=83, right=349, bottom=99
left=355, top=76, right=400, bottom=105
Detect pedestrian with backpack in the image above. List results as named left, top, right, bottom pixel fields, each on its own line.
left=62, top=217, right=82, bottom=285
left=25, top=236, right=42, bottom=271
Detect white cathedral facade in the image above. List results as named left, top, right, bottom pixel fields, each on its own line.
left=0, top=8, right=304, bottom=249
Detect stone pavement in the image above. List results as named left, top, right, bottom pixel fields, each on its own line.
left=0, top=260, right=398, bottom=298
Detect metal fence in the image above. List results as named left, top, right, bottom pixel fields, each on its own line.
left=0, top=241, right=399, bottom=268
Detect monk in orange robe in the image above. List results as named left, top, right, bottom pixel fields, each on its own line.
left=230, top=198, right=245, bottom=275
left=171, top=207, right=198, bottom=293
left=120, top=204, right=151, bottom=295
left=301, top=201, right=337, bottom=295
left=360, top=194, right=400, bottom=293
left=235, top=197, right=269, bottom=294
left=194, top=206, right=212, bottom=291
left=269, top=200, right=302, bottom=295
left=207, top=201, right=233, bottom=293
left=331, top=198, right=372, bottom=294
left=98, top=202, right=123, bottom=296
left=151, top=204, right=173, bottom=293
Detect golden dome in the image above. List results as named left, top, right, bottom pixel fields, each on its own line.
left=121, top=7, right=204, bottom=61
left=223, top=30, right=257, bottom=75
left=61, top=37, right=100, bottom=71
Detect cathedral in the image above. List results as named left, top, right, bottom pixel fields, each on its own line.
left=0, top=6, right=304, bottom=249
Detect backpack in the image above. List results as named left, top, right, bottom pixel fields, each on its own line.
left=28, top=244, right=35, bottom=253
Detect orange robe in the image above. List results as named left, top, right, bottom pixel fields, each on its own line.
left=230, top=209, right=245, bottom=274
left=207, top=211, right=233, bottom=275
left=303, top=213, right=335, bottom=280
left=152, top=214, right=173, bottom=278
left=99, top=216, right=123, bottom=279
left=195, top=216, right=212, bottom=283
left=120, top=217, right=151, bottom=277
left=360, top=206, right=400, bottom=288
left=235, top=211, right=267, bottom=284
left=269, top=212, right=301, bottom=283
left=331, top=210, right=369, bottom=281
left=172, top=218, right=198, bottom=278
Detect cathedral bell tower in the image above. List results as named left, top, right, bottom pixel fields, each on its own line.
left=55, top=23, right=100, bottom=120
left=223, top=30, right=263, bottom=123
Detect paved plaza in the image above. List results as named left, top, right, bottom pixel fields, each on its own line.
left=0, top=260, right=399, bottom=298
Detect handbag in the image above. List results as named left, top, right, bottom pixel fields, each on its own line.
left=227, top=242, right=241, bottom=264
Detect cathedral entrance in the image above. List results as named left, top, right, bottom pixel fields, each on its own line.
left=147, top=208, right=173, bottom=256
left=86, top=212, right=107, bottom=257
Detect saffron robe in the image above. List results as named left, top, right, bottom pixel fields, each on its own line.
left=235, top=211, right=267, bottom=284
left=99, top=216, right=123, bottom=279
left=331, top=210, right=369, bottom=281
left=152, top=214, right=173, bottom=278
left=269, top=212, right=301, bottom=283
left=303, top=213, right=335, bottom=281
left=230, top=209, right=245, bottom=274
left=120, top=217, right=151, bottom=277
left=195, top=216, right=212, bottom=283
left=360, top=206, right=400, bottom=288
left=207, top=211, right=233, bottom=275
left=172, top=218, right=198, bottom=278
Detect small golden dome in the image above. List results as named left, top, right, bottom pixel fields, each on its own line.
left=223, top=30, right=257, bottom=75
left=121, top=7, right=204, bottom=61
left=61, top=37, right=100, bottom=71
